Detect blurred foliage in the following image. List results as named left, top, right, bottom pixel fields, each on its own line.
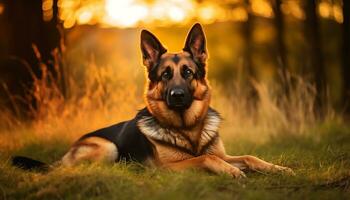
left=0, top=0, right=348, bottom=124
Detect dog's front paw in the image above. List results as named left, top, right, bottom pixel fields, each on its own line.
left=227, top=167, right=246, bottom=178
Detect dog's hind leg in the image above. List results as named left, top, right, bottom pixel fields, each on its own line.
left=224, top=155, right=294, bottom=175
left=60, top=137, right=118, bottom=166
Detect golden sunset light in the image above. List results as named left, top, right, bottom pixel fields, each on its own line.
left=0, top=0, right=349, bottom=199
left=51, top=0, right=345, bottom=29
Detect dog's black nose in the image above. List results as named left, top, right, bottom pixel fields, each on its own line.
left=166, top=88, right=192, bottom=110
left=170, top=88, right=185, bottom=98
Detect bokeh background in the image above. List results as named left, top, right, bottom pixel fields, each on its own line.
left=0, top=1, right=350, bottom=199
left=0, top=0, right=349, bottom=147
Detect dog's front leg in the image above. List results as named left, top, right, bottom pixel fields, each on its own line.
left=162, top=155, right=246, bottom=178
left=224, top=155, right=294, bottom=175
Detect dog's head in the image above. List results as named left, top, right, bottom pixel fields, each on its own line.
left=141, top=23, right=210, bottom=128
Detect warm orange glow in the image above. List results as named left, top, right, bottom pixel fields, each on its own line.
left=160, top=0, right=193, bottom=23
left=42, top=0, right=54, bottom=21
left=57, top=0, right=244, bottom=28
left=319, top=2, right=332, bottom=18
left=0, top=3, right=4, bottom=15
left=168, top=6, right=187, bottom=22
left=55, top=0, right=344, bottom=28
left=229, top=7, right=248, bottom=22
left=198, top=3, right=220, bottom=24
left=318, top=1, right=343, bottom=23
left=42, top=0, right=53, bottom=11
left=77, top=9, right=93, bottom=24
left=251, top=0, right=274, bottom=18
left=332, top=4, right=343, bottom=23
left=104, top=0, right=148, bottom=27
left=281, top=0, right=305, bottom=20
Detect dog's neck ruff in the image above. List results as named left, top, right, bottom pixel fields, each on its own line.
left=137, top=108, right=221, bottom=156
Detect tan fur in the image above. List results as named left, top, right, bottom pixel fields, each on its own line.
left=205, top=138, right=227, bottom=157
left=157, top=52, right=194, bottom=75
left=162, top=155, right=245, bottom=178
left=61, top=137, right=118, bottom=166
left=146, top=98, right=183, bottom=127
left=140, top=125, right=210, bottom=165
left=152, top=142, right=194, bottom=164
left=223, top=155, right=294, bottom=174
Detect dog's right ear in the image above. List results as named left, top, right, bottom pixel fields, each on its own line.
left=141, top=30, right=167, bottom=71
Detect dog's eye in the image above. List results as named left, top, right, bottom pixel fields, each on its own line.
left=183, top=68, right=193, bottom=79
left=162, top=71, right=171, bottom=80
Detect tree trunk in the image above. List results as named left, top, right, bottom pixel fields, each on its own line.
left=243, top=0, right=254, bottom=80
left=304, top=0, right=326, bottom=116
left=0, top=0, right=63, bottom=118
left=241, top=0, right=259, bottom=113
left=272, top=0, right=289, bottom=95
left=342, top=0, right=350, bottom=115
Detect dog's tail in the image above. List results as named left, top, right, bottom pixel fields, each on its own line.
left=11, top=156, right=50, bottom=172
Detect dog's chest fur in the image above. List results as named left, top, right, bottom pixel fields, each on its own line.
left=137, top=109, right=222, bottom=163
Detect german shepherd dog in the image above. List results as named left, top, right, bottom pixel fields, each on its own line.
left=13, top=23, right=293, bottom=178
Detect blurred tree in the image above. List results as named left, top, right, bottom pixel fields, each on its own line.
left=1, top=0, right=61, bottom=73
left=0, top=0, right=63, bottom=118
left=243, top=0, right=254, bottom=80
left=343, top=0, right=350, bottom=114
left=304, top=0, right=326, bottom=115
left=241, top=0, right=259, bottom=110
left=272, top=0, right=289, bottom=94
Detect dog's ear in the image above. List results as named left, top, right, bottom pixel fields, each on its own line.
left=183, top=23, right=207, bottom=71
left=141, top=30, right=167, bottom=71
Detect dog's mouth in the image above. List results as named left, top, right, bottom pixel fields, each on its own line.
left=166, top=99, right=192, bottom=111
left=168, top=103, right=190, bottom=111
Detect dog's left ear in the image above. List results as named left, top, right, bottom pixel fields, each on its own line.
left=183, top=23, right=208, bottom=75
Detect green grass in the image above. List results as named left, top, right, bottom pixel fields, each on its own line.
left=0, top=123, right=349, bottom=200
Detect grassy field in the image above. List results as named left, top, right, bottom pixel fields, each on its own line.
left=0, top=62, right=349, bottom=199
left=0, top=122, right=349, bottom=200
